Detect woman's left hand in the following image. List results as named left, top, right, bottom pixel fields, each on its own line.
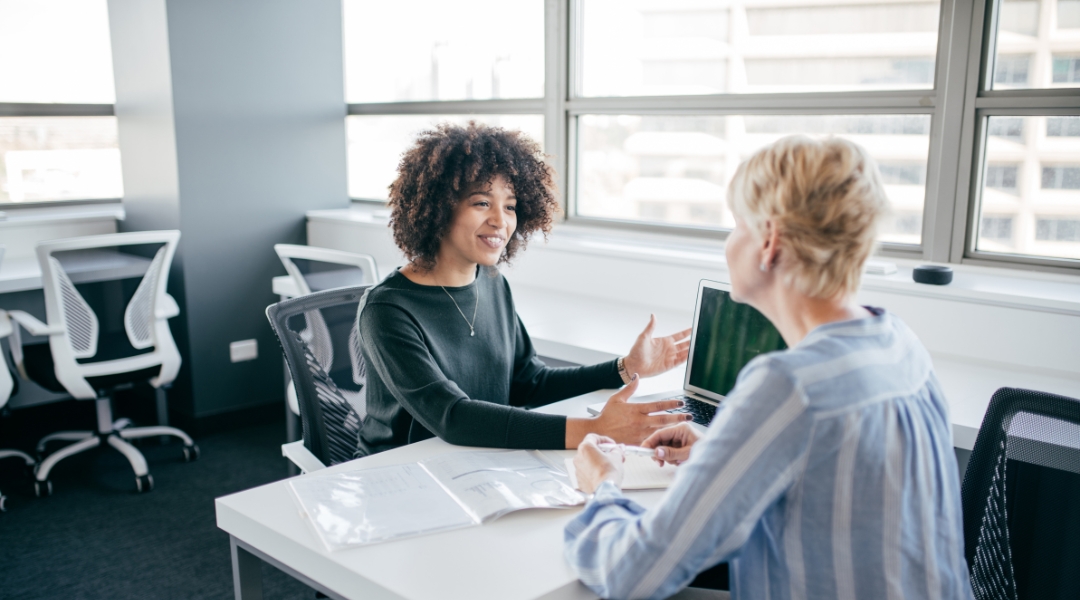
left=623, top=315, right=692, bottom=378
left=574, top=434, right=625, bottom=494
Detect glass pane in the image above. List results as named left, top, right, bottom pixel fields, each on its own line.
left=580, top=0, right=941, bottom=97
left=990, top=0, right=1080, bottom=89
left=0, top=0, right=116, bottom=103
left=342, top=0, right=544, bottom=103
left=975, top=116, right=1080, bottom=260
left=576, top=114, right=931, bottom=245
left=346, top=115, right=544, bottom=200
left=0, top=117, right=122, bottom=204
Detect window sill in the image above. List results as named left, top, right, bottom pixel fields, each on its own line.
left=0, top=199, right=124, bottom=227
left=307, top=206, right=1080, bottom=316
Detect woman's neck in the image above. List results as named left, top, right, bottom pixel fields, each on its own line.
left=400, top=257, right=478, bottom=287
left=759, top=289, right=870, bottom=348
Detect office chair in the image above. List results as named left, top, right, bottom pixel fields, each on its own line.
left=273, top=244, right=378, bottom=426
left=1, top=299, right=36, bottom=512
left=5, top=231, right=197, bottom=496
left=266, top=286, right=371, bottom=474
left=962, top=387, right=1080, bottom=600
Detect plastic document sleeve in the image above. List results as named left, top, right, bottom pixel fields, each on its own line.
left=288, top=450, right=585, bottom=551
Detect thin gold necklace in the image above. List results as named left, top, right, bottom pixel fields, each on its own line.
left=439, top=277, right=479, bottom=337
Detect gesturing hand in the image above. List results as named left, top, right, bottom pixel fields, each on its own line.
left=593, top=375, right=691, bottom=445
left=641, top=422, right=701, bottom=466
left=623, top=315, right=691, bottom=379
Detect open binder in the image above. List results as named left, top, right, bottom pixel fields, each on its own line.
left=288, top=450, right=585, bottom=550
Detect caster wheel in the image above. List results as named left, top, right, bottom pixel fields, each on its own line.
left=1, top=494, right=7, bottom=512
left=182, top=444, right=200, bottom=462
left=135, top=474, right=154, bottom=493
left=34, top=480, right=53, bottom=498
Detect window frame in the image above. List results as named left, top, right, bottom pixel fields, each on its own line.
left=344, top=0, right=1080, bottom=273
left=0, top=102, right=120, bottom=208
left=950, top=0, right=1080, bottom=272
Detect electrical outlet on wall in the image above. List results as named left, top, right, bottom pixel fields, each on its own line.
left=230, top=339, right=258, bottom=363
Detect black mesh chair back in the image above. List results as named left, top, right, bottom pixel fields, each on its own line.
left=961, top=387, right=1080, bottom=600
left=266, top=286, right=371, bottom=467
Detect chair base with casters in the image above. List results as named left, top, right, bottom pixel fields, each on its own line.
left=0, top=449, right=35, bottom=512
left=20, top=338, right=198, bottom=496
left=30, top=391, right=198, bottom=496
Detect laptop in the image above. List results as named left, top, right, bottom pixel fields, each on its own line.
left=587, top=279, right=787, bottom=430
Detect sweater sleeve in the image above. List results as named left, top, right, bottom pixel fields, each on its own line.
left=509, top=314, right=624, bottom=408
left=360, top=301, right=568, bottom=449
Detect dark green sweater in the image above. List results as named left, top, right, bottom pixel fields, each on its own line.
left=355, top=269, right=621, bottom=456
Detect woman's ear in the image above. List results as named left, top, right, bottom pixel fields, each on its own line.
left=761, top=220, right=781, bottom=271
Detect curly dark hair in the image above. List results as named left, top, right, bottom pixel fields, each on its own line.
left=387, top=121, right=559, bottom=271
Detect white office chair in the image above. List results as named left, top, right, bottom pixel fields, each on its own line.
left=273, top=244, right=378, bottom=420
left=5, top=231, right=195, bottom=496
left=0, top=246, right=37, bottom=512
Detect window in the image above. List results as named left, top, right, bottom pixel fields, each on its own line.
left=576, top=114, right=932, bottom=243
left=340, top=0, right=1080, bottom=271
left=1046, top=116, right=1080, bottom=136
left=985, top=164, right=1020, bottom=191
left=1041, top=165, right=1080, bottom=189
left=342, top=0, right=545, bottom=201
left=1036, top=218, right=1080, bottom=242
left=0, top=0, right=120, bottom=205
left=969, top=0, right=1080, bottom=266
left=1052, top=55, right=1080, bottom=84
left=981, top=216, right=1015, bottom=240
left=572, top=0, right=941, bottom=248
left=581, top=0, right=941, bottom=97
left=346, top=115, right=544, bottom=200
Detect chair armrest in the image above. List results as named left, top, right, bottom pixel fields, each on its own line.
left=6, top=310, right=62, bottom=336
left=156, top=294, right=180, bottom=319
left=0, top=310, right=11, bottom=338
left=282, top=440, right=326, bottom=474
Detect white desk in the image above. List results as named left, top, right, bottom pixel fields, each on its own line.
left=0, top=249, right=152, bottom=294
left=215, top=390, right=647, bottom=600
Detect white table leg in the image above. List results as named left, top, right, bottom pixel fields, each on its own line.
left=231, top=536, right=264, bottom=600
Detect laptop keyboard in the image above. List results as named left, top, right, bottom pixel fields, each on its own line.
left=664, top=395, right=718, bottom=426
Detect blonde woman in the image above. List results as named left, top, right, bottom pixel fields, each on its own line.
left=565, top=136, right=974, bottom=600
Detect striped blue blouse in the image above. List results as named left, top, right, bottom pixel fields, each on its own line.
left=564, top=309, right=974, bottom=600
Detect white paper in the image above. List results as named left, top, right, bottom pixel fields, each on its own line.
left=420, top=450, right=585, bottom=522
left=289, top=463, right=475, bottom=551
left=565, top=454, right=678, bottom=491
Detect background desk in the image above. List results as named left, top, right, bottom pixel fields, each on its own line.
left=216, top=391, right=637, bottom=600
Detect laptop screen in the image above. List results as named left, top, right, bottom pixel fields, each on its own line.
left=687, top=284, right=787, bottom=399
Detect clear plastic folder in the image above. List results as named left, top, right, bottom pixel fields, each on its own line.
left=288, top=450, right=585, bottom=551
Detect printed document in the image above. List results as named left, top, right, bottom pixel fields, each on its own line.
left=289, top=450, right=584, bottom=550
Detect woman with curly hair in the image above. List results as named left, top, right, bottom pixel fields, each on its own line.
left=355, top=122, right=691, bottom=456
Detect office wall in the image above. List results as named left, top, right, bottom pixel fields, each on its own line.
left=109, top=0, right=349, bottom=419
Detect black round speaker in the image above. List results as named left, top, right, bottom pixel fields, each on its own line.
left=912, top=265, right=953, bottom=285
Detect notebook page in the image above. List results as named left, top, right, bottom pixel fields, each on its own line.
left=288, top=463, right=475, bottom=551
left=564, top=454, right=678, bottom=491
left=419, top=450, right=585, bottom=522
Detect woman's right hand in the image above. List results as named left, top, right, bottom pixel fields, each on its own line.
left=592, top=375, right=691, bottom=444
left=641, top=422, right=701, bottom=466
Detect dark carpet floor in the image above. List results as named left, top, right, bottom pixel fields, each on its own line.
left=0, top=401, right=314, bottom=600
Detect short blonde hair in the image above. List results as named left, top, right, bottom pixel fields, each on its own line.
left=727, top=135, right=888, bottom=299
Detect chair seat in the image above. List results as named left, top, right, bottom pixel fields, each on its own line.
left=22, top=331, right=159, bottom=395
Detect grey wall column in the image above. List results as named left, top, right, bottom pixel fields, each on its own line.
left=108, top=0, right=349, bottom=419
